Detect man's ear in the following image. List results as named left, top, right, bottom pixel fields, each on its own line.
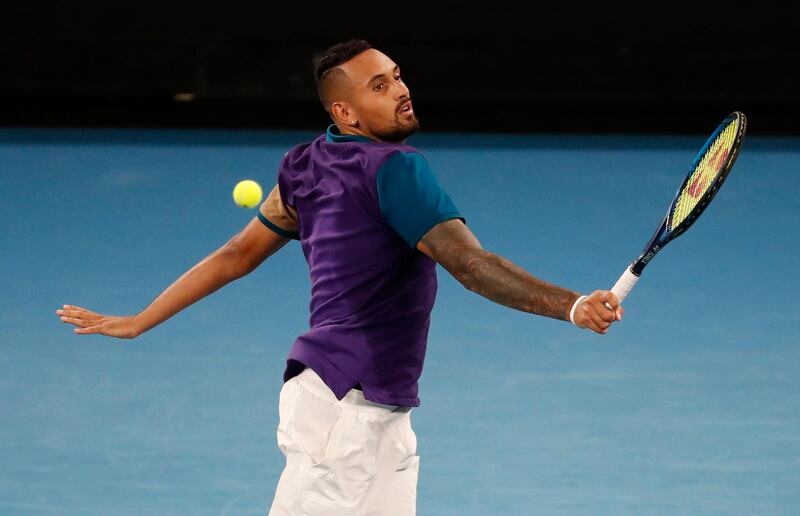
left=330, top=102, right=358, bottom=127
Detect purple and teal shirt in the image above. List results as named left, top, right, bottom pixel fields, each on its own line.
left=258, top=125, right=464, bottom=407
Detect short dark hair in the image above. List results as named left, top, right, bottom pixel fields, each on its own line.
left=314, top=39, right=373, bottom=108
left=314, top=39, right=373, bottom=84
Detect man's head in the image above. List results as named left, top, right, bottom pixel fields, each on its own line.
left=314, top=40, right=419, bottom=143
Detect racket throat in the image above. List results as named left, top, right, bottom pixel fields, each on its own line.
left=633, top=245, right=660, bottom=275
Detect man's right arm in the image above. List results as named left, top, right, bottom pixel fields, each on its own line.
left=130, top=213, right=291, bottom=336
left=57, top=186, right=295, bottom=338
left=417, top=219, right=622, bottom=334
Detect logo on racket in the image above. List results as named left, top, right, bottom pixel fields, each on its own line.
left=687, top=175, right=709, bottom=198
left=688, top=145, right=729, bottom=198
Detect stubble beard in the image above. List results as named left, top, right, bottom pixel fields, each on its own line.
left=377, top=113, right=420, bottom=144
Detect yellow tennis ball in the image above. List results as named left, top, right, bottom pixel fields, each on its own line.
left=232, top=179, right=263, bottom=208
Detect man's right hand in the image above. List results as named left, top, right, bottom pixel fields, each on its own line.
left=571, top=290, right=623, bottom=335
left=56, top=305, right=141, bottom=339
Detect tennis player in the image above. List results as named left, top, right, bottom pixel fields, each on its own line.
left=56, top=39, right=623, bottom=515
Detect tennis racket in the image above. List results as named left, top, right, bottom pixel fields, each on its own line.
left=610, top=111, right=747, bottom=304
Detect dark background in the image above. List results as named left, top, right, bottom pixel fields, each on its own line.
left=3, top=4, right=799, bottom=134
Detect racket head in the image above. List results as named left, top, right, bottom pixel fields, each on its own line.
left=628, top=111, right=747, bottom=276
left=664, top=111, right=747, bottom=241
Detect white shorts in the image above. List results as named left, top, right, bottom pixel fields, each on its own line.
left=268, top=368, right=419, bottom=516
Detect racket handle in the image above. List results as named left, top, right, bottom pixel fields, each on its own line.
left=610, top=267, right=640, bottom=304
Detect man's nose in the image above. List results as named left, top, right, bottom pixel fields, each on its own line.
left=395, top=82, right=410, bottom=99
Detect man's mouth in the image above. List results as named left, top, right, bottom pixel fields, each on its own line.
left=398, top=101, right=414, bottom=115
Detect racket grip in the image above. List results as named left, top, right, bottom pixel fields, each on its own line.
left=610, top=267, right=639, bottom=304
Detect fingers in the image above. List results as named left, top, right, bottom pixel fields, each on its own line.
left=575, top=290, right=624, bottom=335
left=57, top=305, right=95, bottom=316
left=57, top=310, right=97, bottom=325
left=55, top=307, right=139, bottom=339
left=591, top=290, right=622, bottom=322
left=74, top=325, right=102, bottom=334
left=591, top=310, right=612, bottom=328
left=574, top=303, right=609, bottom=334
left=595, top=310, right=617, bottom=333
left=594, top=290, right=620, bottom=311
left=57, top=309, right=93, bottom=320
left=58, top=315, right=93, bottom=327
left=56, top=305, right=102, bottom=331
left=60, top=314, right=109, bottom=335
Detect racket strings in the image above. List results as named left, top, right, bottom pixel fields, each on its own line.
left=669, top=120, right=739, bottom=231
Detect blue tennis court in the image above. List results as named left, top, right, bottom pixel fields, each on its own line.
left=1, top=128, right=798, bottom=514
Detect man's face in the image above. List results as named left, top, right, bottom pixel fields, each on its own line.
left=339, top=49, right=419, bottom=143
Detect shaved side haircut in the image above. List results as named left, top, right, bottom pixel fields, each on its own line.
left=314, top=39, right=373, bottom=111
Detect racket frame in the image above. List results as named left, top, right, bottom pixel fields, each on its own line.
left=609, top=111, right=747, bottom=304
left=628, top=111, right=747, bottom=277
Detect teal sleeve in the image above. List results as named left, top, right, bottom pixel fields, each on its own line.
left=376, top=151, right=465, bottom=248
left=257, top=210, right=299, bottom=240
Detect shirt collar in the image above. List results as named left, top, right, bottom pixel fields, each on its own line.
left=325, top=124, right=374, bottom=143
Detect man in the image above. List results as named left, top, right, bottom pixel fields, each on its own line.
left=56, top=39, right=622, bottom=515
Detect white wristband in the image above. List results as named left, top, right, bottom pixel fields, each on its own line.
left=569, top=295, right=589, bottom=326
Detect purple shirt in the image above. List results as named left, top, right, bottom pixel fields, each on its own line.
left=275, top=126, right=462, bottom=407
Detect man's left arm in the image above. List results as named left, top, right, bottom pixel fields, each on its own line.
left=375, top=151, right=622, bottom=334
left=417, top=219, right=623, bottom=334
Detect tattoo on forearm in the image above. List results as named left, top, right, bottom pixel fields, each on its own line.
left=459, top=249, right=578, bottom=320
left=420, top=219, right=579, bottom=321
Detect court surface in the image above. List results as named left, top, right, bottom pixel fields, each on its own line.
left=1, top=127, right=798, bottom=515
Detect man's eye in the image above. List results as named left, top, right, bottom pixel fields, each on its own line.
left=394, top=75, right=402, bottom=81
left=374, top=83, right=385, bottom=91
